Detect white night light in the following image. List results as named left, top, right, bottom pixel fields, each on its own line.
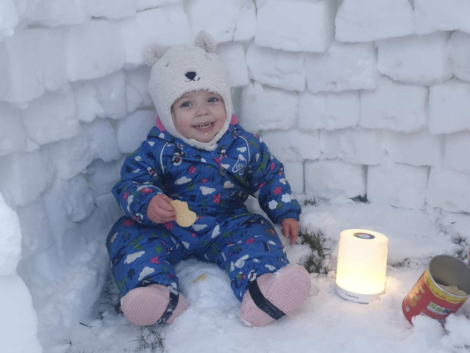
left=335, top=229, right=389, bottom=304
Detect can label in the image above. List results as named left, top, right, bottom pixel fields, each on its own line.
left=402, top=268, right=468, bottom=324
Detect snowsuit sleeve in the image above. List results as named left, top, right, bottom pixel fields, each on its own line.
left=112, top=139, right=165, bottom=226
left=246, top=135, right=301, bottom=224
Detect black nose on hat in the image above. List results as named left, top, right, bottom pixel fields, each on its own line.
left=185, top=71, right=197, bottom=81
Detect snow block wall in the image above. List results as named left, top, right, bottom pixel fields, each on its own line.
left=0, top=0, right=470, bottom=351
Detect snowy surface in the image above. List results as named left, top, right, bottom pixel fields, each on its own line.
left=40, top=200, right=470, bottom=353
left=255, top=0, right=337, bottom=53
left=1, top=1, right=470, bottom=353
left=335, top=0, right=413, bottom=42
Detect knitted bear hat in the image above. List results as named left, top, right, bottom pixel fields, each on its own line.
left=145, top=32, right=233, bottom=151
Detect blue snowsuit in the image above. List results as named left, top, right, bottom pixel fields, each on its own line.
left=107, top=121, right=301, bottom=301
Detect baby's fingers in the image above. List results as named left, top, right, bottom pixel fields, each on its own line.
left=289, top=222, right=299, bottom=245
left=158, top=194, right=175, bottom=211
left=156, top=207, right=176, bottom=219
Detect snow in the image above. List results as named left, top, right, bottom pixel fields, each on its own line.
left=73, top=71, right=127, bottom=123
left=281, top=161, right=304, bottom=195
left=448, top=31, right=470, bottom=83
left=57, top=174, right=96, bottom=223
left=21, top=88, right=79, bottom=146
left=367, top=163, right=429, bottom=210
left=441, top=314, right=470, bottom=348
left=426, top=168, right=470, bottom=213
left=43, top=179, right=88, bottom=263
left=42, top=127, right=92, bottom=180
left=0, top=102, right=25, bottom=156
left=3, top=28, right=68, bottom=104
left=36, top=200, right=470, bottom=353
left=0, top=194, right=41, bottom=352
left=0, top=193, right=21, bottom=275
left=233, top=0, right=256, bottom=42
left=246, top=43, right=306, bottom=92
left=261, top=129, right=321, bottom=162
left=0, top=43, right=8, bottom=98
left=376, top=33, right=452, bottom=86
left=115, top=110, right=158, bottom=153
left=0, top=0, right=18, bottom=40
left=255, top=0, right=337, bottom=53
left=384, top=130, right=444, bottom=168
left=126, top=66, right=153, bottom=113
left=121, top=5, right=191, bottom=69
left=298, top=90, right=360, bottom=131
left=239, top=83, right=298, bottom=132
left=360, top=78, right=427, bottom=132
left=14, top=0, right=87, bottom=27
left=428, top=80, right=470, bottom=134
left=0, top=275, right=41, bottom=353
left=17, top=200, right=53, bottom=258
left=413, top=0, right=470, bottom=34
left=305, top=41, right=380, bottom=93
left=444, top=132, right=470, bottom=172
left=92, top=193, right=124, bottom=231
left=26, top=241, right=109, bottom=342
left=321, top=128, right=384, bottom=165
left=85, top=0, right=136, bottom=20
left=137, top=0, right=182, bottom=11
left=335, top=0, right=413, bottom=42
left=1, top=3, right=470, bottom=353
left=216, top=42, right=249, bottom=88
left=0, top=150, right=53, bottom=208
left=305, top=160, right=366, bottom=200
left=85, top=159, right=122, bottom=197
left=82, top=118, right=121, bottom=163
left=65, top=20, right=125, bottom=82
left=186, top=0, right=238, bottom=43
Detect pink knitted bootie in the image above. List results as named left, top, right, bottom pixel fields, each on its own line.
left=121, top=284, right=189, bottom=326
left=240, top=264, right=311, bottom=327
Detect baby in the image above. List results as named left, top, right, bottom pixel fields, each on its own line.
left=107, top=32, right=311, bottom=327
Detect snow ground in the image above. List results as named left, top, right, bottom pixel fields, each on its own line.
left=45, top=200, right=470, bottom=353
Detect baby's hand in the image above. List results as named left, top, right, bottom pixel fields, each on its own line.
left=147, top=194, right=176, bottom=224
left=281, top=218, right=299, bottom=245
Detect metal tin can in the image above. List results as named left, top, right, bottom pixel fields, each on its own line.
left=402, top=255, right=470, bottom=324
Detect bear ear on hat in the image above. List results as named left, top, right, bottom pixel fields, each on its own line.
left=194, top=31, right=217, bottom=54
left=143, top=44, right=167, bottom=66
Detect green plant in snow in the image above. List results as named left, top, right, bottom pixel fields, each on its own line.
left=303, top=198, right=316, bottom=206
left=135, top=326, right=165, bottom=353
left=298, top=228, right=330, bottom=274
left=453, top=235, right=468, bottom=261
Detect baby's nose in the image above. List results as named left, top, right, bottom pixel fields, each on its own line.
left=196, top=104, right=210, bottom=116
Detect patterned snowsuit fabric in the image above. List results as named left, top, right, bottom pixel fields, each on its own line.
left=107, top=122, right=301, bottom=300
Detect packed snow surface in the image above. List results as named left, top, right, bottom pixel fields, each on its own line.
left=43, top=200, right=470, bottom=353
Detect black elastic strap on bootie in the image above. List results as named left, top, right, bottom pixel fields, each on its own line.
left=248, top=280, right=286, bottom=320
left=156, top=290, right=180, bottom=324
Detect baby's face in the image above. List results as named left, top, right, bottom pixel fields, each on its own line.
left=171, top=90, right=226, bottom=143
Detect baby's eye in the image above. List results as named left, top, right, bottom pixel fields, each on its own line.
left=208, top=96, right=219, bottom=103
left=180, top=101, right=191, bottom=108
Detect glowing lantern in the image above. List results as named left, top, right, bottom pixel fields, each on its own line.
left=335, top=229, right=389, bottom=304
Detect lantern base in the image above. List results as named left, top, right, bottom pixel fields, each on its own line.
left=335, top=283, right=384, bottom=304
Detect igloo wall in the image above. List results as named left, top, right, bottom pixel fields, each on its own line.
left=0, top=0, right=470, bottom=351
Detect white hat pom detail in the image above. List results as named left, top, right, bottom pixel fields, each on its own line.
left=194, top=31, right=217, bottom=53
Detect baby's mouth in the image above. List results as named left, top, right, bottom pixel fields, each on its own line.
left=194, top=122, right=214, bottom=130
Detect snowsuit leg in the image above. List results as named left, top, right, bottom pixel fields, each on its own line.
left=197, top=212, right=289, bottom=301
left=106, top=216, right=186, bottom=296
